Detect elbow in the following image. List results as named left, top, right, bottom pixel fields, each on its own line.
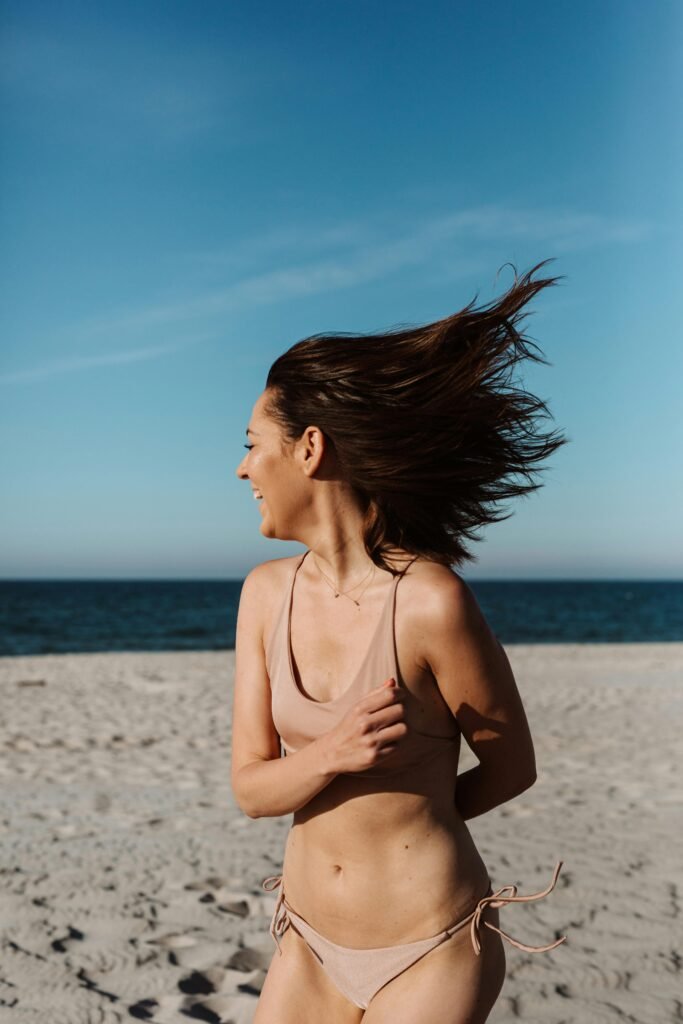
left=231, top=780, right=263, bottom=820
left=516, top=750, right=537, bottom=793
left=235, top=795, right=263, bottom=819
left=239, top=798, right=262, bottom=819
left=517, top=771, right=537, bottom=793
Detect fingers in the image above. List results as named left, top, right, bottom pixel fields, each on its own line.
left=342, top=680, right=410, bottom=767
left=360, top=679, right=405, bottom=714
left=370, top=702, right=406, bottom=730
left=375, top=721, right=408, bottom=747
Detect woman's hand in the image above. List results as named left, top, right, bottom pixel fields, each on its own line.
left=319, top=679, right=408, bottom=774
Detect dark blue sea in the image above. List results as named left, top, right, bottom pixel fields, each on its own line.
left=0, top=579, right=681, bottom=656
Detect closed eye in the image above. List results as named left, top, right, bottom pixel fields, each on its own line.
left=244, top=444, right=254, bottom=450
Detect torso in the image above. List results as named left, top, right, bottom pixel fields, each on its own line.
left=262, top=551, right=491, bottom=947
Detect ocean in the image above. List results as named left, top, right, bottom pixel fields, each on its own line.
left=0, top=579, right=681, bottom=657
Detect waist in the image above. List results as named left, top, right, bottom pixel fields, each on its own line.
left=291, top=741, right=462, bottom=848
left=282, top=801, right=488, bottom=945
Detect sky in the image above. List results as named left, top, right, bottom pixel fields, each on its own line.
left=1, top=0, right=681, bottom=580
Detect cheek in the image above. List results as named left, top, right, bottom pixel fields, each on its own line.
left=251, top=450, right=280, bottom=484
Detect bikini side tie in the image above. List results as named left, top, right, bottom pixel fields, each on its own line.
left=262, top=874, right=288, bottom=955
left=469, top=860, right=567, bottom=956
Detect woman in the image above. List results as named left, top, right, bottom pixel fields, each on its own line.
left=232, top=260, right=569, bottom=1023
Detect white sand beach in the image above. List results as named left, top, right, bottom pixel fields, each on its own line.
left=1, top=643, right=681, bottom=1023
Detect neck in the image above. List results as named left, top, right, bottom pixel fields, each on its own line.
left=291, top=488, right=376, bottom=587
left=308, top=544, right=377, bottom=592
left=290, top=489, right=412, bottom=586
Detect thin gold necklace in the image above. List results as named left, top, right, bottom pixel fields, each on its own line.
left=311, top=554, right=376, bottom=607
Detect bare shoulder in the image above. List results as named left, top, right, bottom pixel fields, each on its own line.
left=401, top=559, right=485, bottom=634
left=241, top=553, right=299, bottom=593
left=398, top=558, right=501, bottom=676
left=237, top=554, right=302, bottom=640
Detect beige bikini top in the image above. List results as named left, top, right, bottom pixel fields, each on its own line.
left=266, top=550, right=460, bottom=778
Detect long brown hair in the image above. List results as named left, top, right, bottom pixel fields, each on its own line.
left=265, top=259, right=570, bottom=574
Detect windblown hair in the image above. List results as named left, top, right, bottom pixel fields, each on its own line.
left=265, top=259, right=569, bottom=574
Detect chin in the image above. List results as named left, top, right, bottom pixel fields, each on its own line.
left=260, top=518, right=295, bottom=542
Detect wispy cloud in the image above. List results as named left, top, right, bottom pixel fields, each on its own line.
left=181, top=222, right=377, bottom=275
left=2, top=203, right=658, bottom=384
left=0, top=338, right=207, bottom=385
left=79, top=203, right=658, bottom=334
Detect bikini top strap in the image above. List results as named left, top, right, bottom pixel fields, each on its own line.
left=287, top=549, right=310, bottom=607
left=391, top=553, right=420, bottom=597
left=266, top=552, right=309, bottom=669
left=399, top=553, right=420, bottom=577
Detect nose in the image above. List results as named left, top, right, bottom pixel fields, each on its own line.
left=236, top=454, right=249, bottom=480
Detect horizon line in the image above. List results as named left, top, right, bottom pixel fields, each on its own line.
left=1, top=576, right=682, bottom=584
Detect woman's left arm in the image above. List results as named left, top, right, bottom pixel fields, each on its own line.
left=414, top=568, right=537, bottom=821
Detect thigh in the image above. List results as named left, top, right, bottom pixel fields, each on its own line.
left=362, top=906, right=507, bottom=1024
left=254, top=923, right=364, bottom=1024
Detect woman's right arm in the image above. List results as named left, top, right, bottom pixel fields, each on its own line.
left=230, top=562, right=336, bottom=818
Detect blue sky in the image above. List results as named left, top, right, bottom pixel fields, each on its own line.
left=1, top=0, right=681, bottom=580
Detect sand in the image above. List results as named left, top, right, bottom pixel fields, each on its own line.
left=0, top=643, right=681, bottom=1023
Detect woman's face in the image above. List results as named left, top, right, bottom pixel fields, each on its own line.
left=235, top=390, right=306, bottom=541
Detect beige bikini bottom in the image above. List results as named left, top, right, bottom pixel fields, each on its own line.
left=262, top=861, right=567, bottom=1010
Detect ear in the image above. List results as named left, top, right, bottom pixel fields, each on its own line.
left=300, top=425, right=326, bottom=476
